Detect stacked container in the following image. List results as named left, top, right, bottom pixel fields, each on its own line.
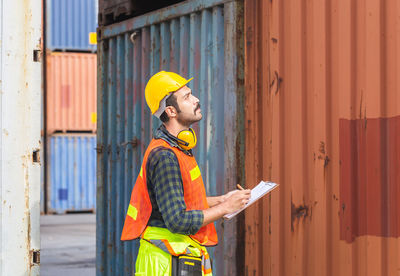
left=49, top=134, right=96, bottom=213
left=45, top=0, right=98, bottom=213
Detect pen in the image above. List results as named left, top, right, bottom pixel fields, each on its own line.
left=236, top=184, right=244, bottom=190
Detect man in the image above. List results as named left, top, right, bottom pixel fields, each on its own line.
left=121, top=71, right=251, bottom=276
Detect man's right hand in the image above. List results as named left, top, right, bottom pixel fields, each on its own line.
left=201, top=189, right=251, bottom=227
left=221, top=189, right=251, bottom=214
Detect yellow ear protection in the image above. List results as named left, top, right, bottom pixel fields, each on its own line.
left=162, top=127, right=197, bottom=150
left=177, top=128, right=197, bottom=150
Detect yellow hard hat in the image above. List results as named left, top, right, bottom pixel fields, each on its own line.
left=145, top=71, right=193, bottom=117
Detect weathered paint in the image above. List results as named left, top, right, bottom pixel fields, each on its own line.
left=46, top=0, right=97, bottom=51
left=339, top=116, right=400, bottom=242
left=48, top=134, right=96, bottom=213
left=0, top=0, right=42, bottom=275
left=97, top=0, right=244, bottom=275
left=244, top=0, right=400, bottom=275
left=46, top=52, right=97, bottom=134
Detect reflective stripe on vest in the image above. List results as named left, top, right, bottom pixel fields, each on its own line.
left=189, top=166, right=201, bottom=181
left=121, top=138, right=218, bottom=247
left=127, top=204, right=138, bottom=220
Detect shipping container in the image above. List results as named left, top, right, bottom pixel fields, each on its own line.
left=46, top=52, right=97, bottom=134
left=48, top=134, right=96, bottom=213
left=244, top=0, right=400, bottom=275
left=96, top=0, right=244, bottom=275
left=46, top=0, right=97, bottom=51
left=0, top=1, right=42, bottom=275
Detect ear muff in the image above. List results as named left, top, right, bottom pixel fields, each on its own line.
left=177, top=128, right=197, bottom=150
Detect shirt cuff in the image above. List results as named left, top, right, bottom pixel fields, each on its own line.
left=187, top=210, right=204, bottom=235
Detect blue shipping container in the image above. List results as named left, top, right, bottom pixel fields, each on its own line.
left=47, top=0, right=98, bottom=51
left=97, top=0, right=244, bottom=275
left=48, top=134, right=97, bottom=213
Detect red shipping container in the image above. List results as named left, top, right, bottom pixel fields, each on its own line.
left=46, top=52, right=97, bottom=134
left=244, top=0, right=400, bottom=275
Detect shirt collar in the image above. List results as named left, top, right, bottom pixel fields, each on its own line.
left=155, top=124, right=193, bottom=156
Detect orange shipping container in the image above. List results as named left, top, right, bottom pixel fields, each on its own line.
left=244, top=0, right=400, bottom=275
left=46, top=52, right=97, bottom=134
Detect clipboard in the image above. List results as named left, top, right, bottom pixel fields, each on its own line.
left=223, top=181, right=279, bottom=220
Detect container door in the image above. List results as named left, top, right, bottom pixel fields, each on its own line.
left=0, top=1, right=42, bottom=275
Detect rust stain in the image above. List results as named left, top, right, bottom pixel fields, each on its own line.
left=319, top=141, right=326, bottom=154
left=324, top=156, right=330, bottom=168
left=291, top=199, right=311, bottom=232
left=359, top=90, right=363, bottom=119
left=316, top=141, right=330, bottom=168
left=269, top=70, right=282, bottom=95
left=21, top=153, right=32, bottom=267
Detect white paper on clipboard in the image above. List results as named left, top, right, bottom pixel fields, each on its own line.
left=223, top=181, right=279, bottom=220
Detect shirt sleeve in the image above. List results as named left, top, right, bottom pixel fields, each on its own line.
left=147, top=148, right=204, bottom=235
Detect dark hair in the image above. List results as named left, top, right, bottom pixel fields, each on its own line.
left=159, top=93, right=181, bottom=123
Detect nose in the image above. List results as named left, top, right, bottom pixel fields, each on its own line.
left=192, top=95, right=199, bottom=104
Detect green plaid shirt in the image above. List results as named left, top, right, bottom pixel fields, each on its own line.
left=146, top=125, right=204, bottom=235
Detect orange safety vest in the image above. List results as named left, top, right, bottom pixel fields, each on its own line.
left=121, top=138, right=218, bottom=246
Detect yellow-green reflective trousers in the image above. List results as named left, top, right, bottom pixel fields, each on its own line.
left=135, top=227, right=211, bottom=276
left=135, top=239, right=171, bottom=276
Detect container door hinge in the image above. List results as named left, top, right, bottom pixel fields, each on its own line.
left=32, top=149, right=40, bottom=163
left=33, top=49, right=42, bottom=62
left=121, top=137, right=139, bottom=148
left=32, top=250, right=40, bottom=265
left=95, top=145, right=104, bottom=154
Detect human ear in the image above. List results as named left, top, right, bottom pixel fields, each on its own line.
left=165, top=106, right=177, bottom=118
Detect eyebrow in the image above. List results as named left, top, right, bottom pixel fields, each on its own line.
left=183, top=91, right=191, bottom=97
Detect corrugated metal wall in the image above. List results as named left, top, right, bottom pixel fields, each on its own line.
left=48, top=135, right=96, bottom=213
left=47, top=0, right=97, bottom=51
left=46, top=52, right=97, bottom=134
left=244, top=0, right=400, bottom=275
left=97, top=0, right=244, bottom=275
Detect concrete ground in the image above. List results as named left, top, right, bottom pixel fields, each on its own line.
left=40, top=213, right=96, bottom=276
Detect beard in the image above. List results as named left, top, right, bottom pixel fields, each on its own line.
left=175, top=103, right=202, bottom=127
left=177, top=113, right=202, bottom=127
left=177, top=109, right=202, bottom=127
